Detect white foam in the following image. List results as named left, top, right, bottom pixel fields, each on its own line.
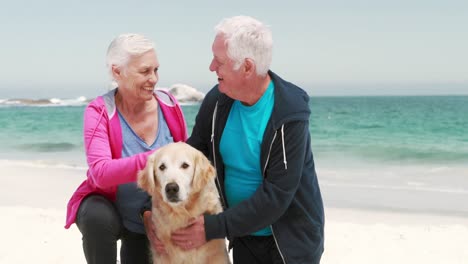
left=0, top=96, right=89, bottom=107
left=0, top=85, right=205, bottom=107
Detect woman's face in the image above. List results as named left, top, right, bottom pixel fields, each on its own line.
left=116, top=49, right=160, bottom=101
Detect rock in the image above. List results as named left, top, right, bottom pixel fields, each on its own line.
left=168, top=84, right=205, bottom=103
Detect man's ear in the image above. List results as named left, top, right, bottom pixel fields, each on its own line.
left=243, top=58, right=256, bottom=78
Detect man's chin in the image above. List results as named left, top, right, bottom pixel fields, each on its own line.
left=217, top=85, right=227, bottom=94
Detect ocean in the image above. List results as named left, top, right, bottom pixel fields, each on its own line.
left=1, top=96, right=467, bottom=215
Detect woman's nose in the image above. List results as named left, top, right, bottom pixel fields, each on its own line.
left=149, top=71, right=158, bottom=84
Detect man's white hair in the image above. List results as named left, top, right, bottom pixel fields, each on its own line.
left=214, top=15, right=273, bottom=76
left=106, top=33, right=155, bottom=83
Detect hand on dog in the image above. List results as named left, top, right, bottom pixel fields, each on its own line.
left=143, top=211, right=167, bottom=255
left=172, top=215, right=207, bottom=251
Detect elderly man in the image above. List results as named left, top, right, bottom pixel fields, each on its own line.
left=173, top=16, right=325, bottom=264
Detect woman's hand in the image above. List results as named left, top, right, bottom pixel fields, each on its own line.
left=143, top=211, right=167, bottom=255
left=171, top=215, right=207, bottom=250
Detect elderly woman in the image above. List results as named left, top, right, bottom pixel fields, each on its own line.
left=65, top=33, right=187, bottom=264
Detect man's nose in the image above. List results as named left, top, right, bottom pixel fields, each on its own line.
left=209, top=59, right=217, bottom=72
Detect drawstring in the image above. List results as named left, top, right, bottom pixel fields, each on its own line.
left=281, top=125, right=287, bottom=170
left=211, top=102, right=218, bottom=143
left=210, top=101, right=227, bottom=208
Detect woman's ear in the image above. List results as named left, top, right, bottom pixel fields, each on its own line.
left=111, top=65, right=122, bottom=81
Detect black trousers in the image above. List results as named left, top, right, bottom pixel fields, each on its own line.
left=233, top=235, right=284, bottom=264
left=75, top=195, right=151, bottom=264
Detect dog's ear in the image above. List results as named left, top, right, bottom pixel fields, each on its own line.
left=193, top=150, right=216, bottom=192
left=137, top=152, right=156, bottom=194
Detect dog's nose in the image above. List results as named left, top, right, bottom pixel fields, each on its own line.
left=165, top=182, right=179, bottom=196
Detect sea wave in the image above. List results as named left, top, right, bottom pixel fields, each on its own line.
left=0, top=159, right=87, bottom=170
left=320, top=181, right=468, bottom=194
left=17, top=142, right=78, bottom=152
left=315, top=142, right=468, bottom=165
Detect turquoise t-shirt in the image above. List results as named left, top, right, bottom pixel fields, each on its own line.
left=220, top=81, right=274, bottom=236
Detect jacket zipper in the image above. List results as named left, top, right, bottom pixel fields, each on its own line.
left=264, top=128, right=287, bottom=264
left=210, top=102, right=227, bottom=207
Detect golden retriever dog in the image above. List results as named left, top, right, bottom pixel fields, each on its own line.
left=138, top=142, right=230, bottom=264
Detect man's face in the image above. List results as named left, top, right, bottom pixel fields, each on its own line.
left=209, top=35, right=245, bottom=100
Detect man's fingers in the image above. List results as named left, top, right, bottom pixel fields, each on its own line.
left=171, top=232, right=187, bottom=243
left=173, top=224, right=192, bottom=236
left=187, top=217, right=197, bottom=225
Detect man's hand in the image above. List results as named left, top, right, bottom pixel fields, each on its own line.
left=142, top=211, right=167, bottom=255
left=171, top=215, right=207, bottom=250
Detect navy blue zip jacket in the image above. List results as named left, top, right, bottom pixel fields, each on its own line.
left=187, top=71, right=325, bottom=264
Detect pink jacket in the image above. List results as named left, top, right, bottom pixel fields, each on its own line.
left=65, top=89, right=187, bottom=229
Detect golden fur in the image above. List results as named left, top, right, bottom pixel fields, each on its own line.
left=138, top=142, right=230, bottom=264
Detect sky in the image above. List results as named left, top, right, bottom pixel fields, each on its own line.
left=0, top=0, right=467, bottom=98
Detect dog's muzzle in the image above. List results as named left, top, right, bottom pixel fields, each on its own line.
left=165, top=182, right=180, bottom=202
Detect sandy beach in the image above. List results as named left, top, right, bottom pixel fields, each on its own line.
left=1, top=161, right=468, bottom=264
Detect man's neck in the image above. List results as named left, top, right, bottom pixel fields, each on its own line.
left=241, top=74, right=271, bottom=106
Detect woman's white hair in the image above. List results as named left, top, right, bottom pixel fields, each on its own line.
left=214, top=16, right=273, bottom=76
left=106, top=33, right=155, bottom=83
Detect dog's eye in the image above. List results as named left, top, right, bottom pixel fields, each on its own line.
left=159, top=164, right=166, bottom=171
left=181, top=162, right=189, bottom=169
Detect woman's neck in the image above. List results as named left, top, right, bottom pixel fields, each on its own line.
left=115, top=90, right=157, bottom=116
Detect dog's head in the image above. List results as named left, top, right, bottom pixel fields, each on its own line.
left=138, top=142, right=215, bottom=206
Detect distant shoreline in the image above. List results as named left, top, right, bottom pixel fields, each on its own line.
left=1, top=94, right=467, bottom=107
